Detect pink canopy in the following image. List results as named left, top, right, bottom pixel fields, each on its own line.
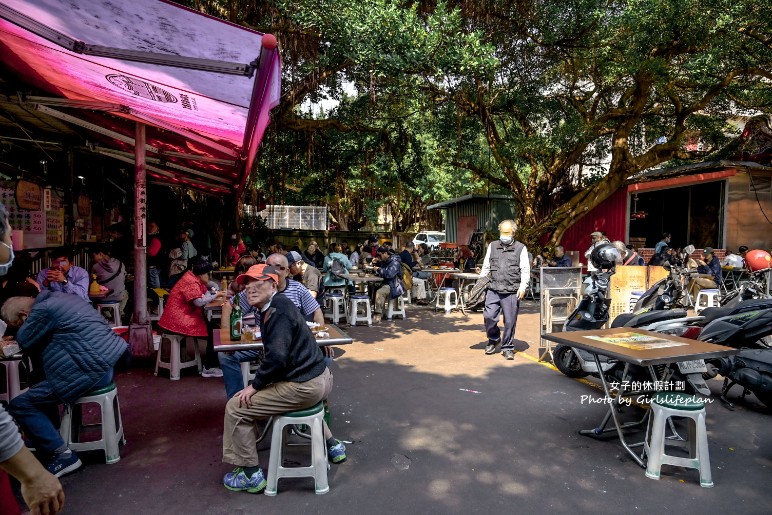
left=0, top=0, right=281, bottom=195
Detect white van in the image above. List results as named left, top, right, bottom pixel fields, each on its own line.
left=412, top=231, right=446, bottom=249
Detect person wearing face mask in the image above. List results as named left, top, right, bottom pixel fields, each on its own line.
left=478, top=220, right=531, bottom=360
left=0, top=205, right=66, bottom=515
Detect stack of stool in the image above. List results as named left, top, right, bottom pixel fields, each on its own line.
left=265, top=401, right=329, bottom=495
left=435, top=287, right=458, bottom=313
left=348, top=294, right=372, bottom=326
left=59, top=382, right=124, bottom=464
left=643, top=392, right=713, bottom=487
left=155, top=333, right=202, bottom=380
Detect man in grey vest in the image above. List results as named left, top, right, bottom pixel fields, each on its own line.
left=479, top=219, right=531, bottom=360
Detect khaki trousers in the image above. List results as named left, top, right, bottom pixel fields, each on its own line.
left=222, top=367, right=333, bottom=467
left=688, top=277, right=717, bottom=299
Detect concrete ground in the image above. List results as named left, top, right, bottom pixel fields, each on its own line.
left=43, top=299, right=771, bottom=514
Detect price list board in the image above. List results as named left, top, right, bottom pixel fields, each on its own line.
left=0, top=187, right=46, bottom=248
left=45, top=190, right=64, bottom=247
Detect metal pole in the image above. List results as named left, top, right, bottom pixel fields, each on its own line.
left=129, top=122, right=153, bottom=356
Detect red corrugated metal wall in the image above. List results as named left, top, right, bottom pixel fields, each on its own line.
left=559, top=187, right=628, bottom=264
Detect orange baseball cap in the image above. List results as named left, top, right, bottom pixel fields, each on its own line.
left=236, top=264, right=279, bottom=286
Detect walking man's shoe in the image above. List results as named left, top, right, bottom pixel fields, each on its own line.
left=484, top=343, right=498, bottom=355
left=502, top=350, right=515, bottom=360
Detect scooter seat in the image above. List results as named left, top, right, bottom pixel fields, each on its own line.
left=701, top=298, right=772, bottom=325
left=616, top=309, right=689, bottom=328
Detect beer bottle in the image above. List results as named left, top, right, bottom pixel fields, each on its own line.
left=229, top=301, right=242, bottom=341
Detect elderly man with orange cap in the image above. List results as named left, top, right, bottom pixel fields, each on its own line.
left=221, top=264, right=345, bottom=494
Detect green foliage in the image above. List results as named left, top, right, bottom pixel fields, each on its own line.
left=183, top=0, right=772, bottom=244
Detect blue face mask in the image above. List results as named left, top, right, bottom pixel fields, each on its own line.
left=500, top=236, right=513, bottom=245
left=0, top=242, right=14, bottom=277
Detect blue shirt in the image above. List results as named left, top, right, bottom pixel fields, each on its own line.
left=553, top=255, right=573, bottom=267
left=36, top=265, right=90, bottom=301
left=233, top=278, right=320, bottom=322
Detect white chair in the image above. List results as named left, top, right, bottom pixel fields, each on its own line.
left=644, top=392, right=712, bottom=487
left=324, top=292, right=348, bottom=325
left=694, top=289, right=719, bottom=314
left=264, top=401, right=329, bottom=496
left=435, top=287, right=458, bottom=313
left=154, top=333, right=202, bottom=380
left=95, top=300, right=122, bottom=327
left=59, top=382, right=124, bottom=464
left=349, top=294, right=372, bottom=326
left=0, top=359, right=28, bottom=404
left=386, top=296, right=406, bottom=320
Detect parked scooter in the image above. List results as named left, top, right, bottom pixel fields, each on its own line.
left=701, top=298, right=772, bottom=409
left=552, top=245, right=711, bottom=395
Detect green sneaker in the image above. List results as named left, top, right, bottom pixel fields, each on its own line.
left=328, top=440, right=347, bottom=463
left=223, top=467, right=267, bottom=493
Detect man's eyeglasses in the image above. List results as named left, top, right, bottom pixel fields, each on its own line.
left=266, top=264, right=286, bottom=270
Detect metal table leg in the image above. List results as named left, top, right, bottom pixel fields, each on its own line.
left=578, top=356, right=662, bottom=468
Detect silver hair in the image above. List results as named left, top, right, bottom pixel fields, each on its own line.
left=1, top=296, right=35, bottom=326
left=555, top=245, right=564, bottom=253
left=498, top=219, right=517, bottom=232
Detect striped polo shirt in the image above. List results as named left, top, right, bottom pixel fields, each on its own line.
left=233, top=278, right=320, bottom=321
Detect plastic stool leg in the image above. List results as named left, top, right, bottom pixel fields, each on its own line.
left=265, top=419, right=285, bottom=496
left=102, top=394, right=121, bottom=464
left=645, top=410, right=666, bottom=480
left=170, top=337, right=181, bottom=380
left=312, top=416, right=329, bottom=494
left=696, top=412, right=713, bottom=487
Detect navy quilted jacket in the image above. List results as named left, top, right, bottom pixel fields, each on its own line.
left=17, top=291, right=128, bottom=403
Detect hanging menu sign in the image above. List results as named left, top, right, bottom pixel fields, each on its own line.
left=15, top=180, right=42, bottom=210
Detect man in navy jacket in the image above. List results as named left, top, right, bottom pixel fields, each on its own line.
left=1, top=292, right=128, bottom=478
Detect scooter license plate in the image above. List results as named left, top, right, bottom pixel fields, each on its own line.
left=678, top=359, right=707, bottom=374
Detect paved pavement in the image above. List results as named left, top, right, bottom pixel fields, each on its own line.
left=47, top=299, right=771, bottom=514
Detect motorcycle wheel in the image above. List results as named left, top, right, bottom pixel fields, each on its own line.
left=553, top=345, right=590, bottom=378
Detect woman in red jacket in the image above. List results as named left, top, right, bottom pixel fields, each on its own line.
left=159, top=258, right=223, bottom=377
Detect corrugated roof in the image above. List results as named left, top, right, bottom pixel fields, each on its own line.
left=428, top=194, right=513, bottom=210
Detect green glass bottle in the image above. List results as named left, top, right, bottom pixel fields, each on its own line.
left=229, top=302, right=242, bottom=341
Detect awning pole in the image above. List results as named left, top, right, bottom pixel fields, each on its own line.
left=129, top=122, right=153, bottom=356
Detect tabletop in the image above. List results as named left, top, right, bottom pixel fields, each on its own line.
left=214, top=324, right=353, bottom=352
left=339, top=273, right=383, bottom=282
left=541, top=327, right=739, bottom=366
left=451, top=272, right=481, bottom=280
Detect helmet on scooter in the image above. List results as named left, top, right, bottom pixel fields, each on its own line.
left=745, top=249, right=772, bottom=272
left=590, top=243, right=621, bottom=270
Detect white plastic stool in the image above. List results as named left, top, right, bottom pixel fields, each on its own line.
left=644, top=392, right=712, bottom=487
left=349, top=295, right=372, bottom=326
left=694, top=289, right=719, bottom=314
left=265, top=401, right=329, bottom=496
left=154, top=333, right=202, bottom=380
left=59, top=382, right=124, bottom=464
left=435, top=287, right=458, bottom=313
left=324, top=292, right=348, bottom=325
left=96, top=300, right=122, bottom=327
left=0, top=359, right=28, bottom=404
left=402, top=289, right=412, bottom=305
left=386, top=296, right=406, bottom=320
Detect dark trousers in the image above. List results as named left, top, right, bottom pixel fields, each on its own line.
left=483, top=289, right=520, bottom=351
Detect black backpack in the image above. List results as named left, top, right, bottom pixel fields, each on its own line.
left=330, top=256, right=347, bottom=277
